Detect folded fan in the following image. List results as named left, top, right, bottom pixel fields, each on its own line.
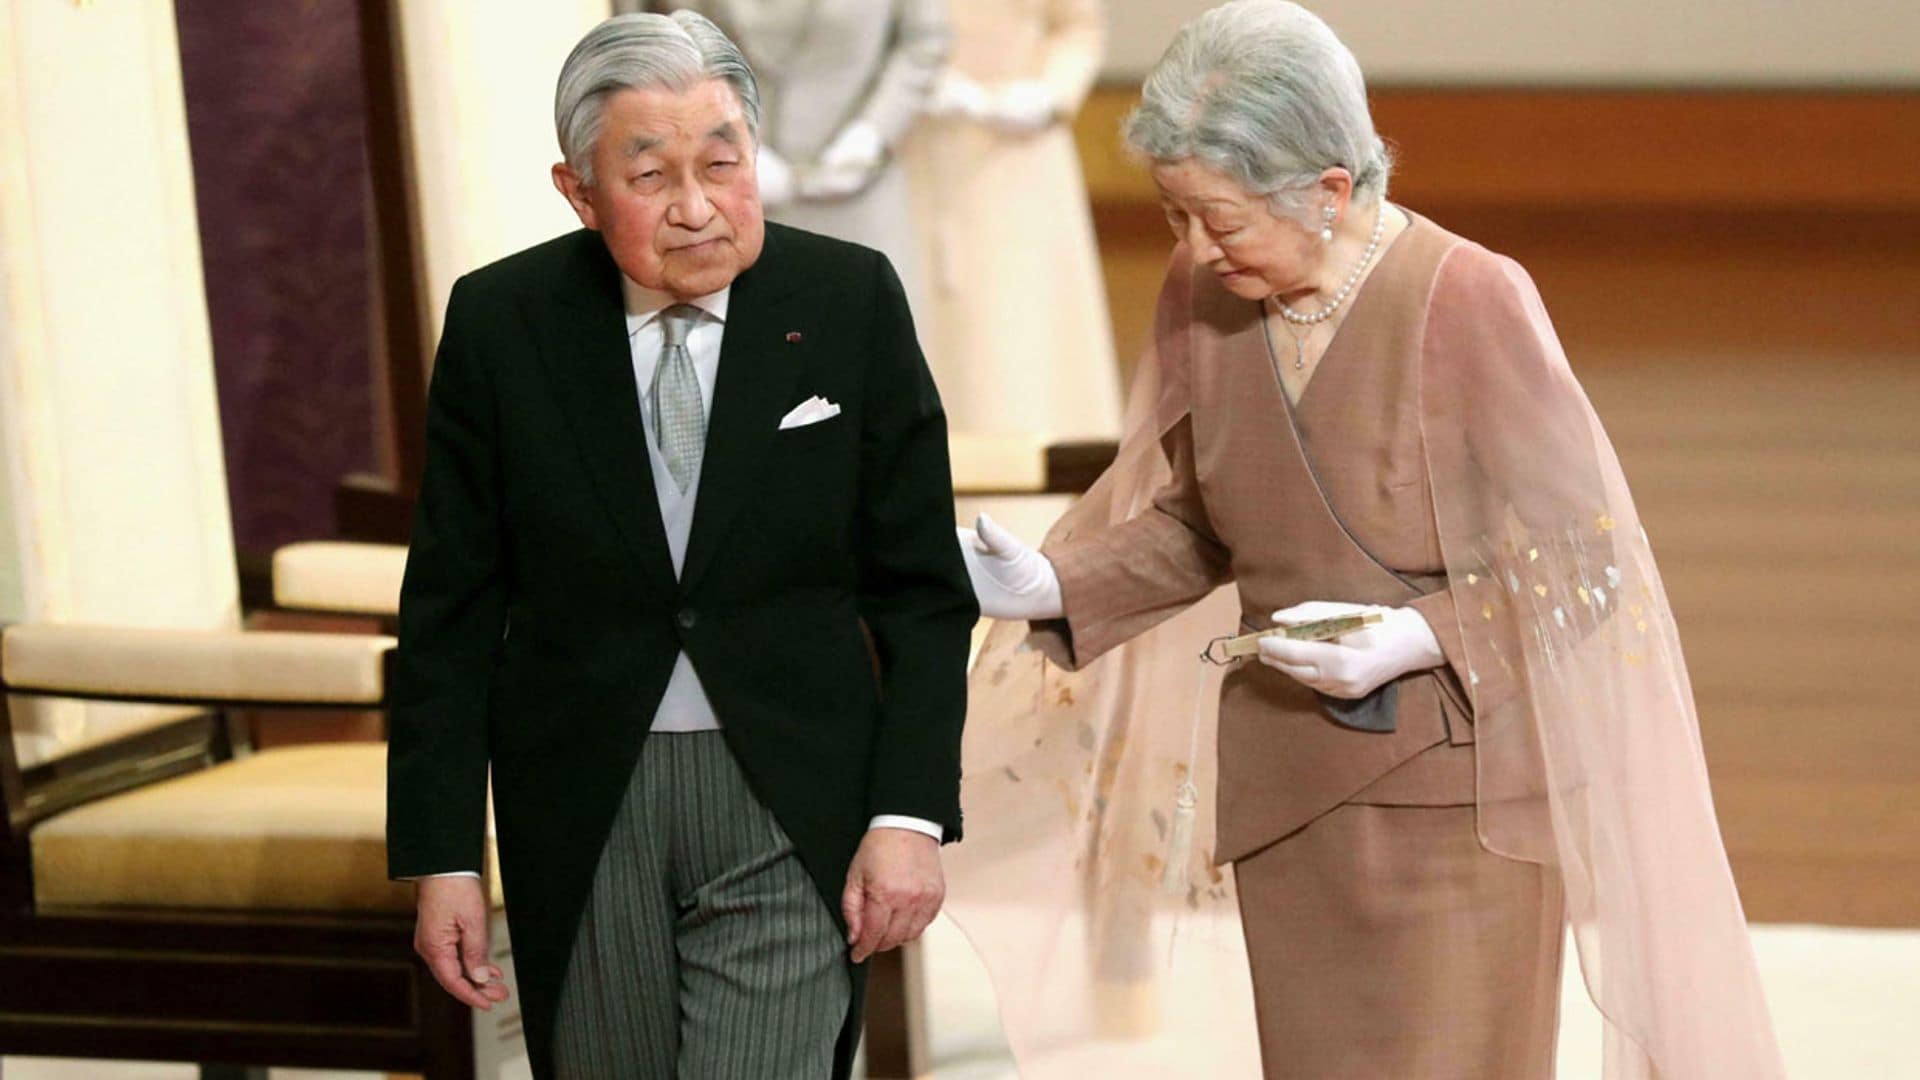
left=1209, top=611, right=1384, bottom=662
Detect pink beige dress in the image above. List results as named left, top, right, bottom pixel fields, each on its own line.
left=947, top=211, right=1784, bottom=1079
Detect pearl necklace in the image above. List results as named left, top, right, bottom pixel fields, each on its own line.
left=1272, top=207, right=1386, bottom=370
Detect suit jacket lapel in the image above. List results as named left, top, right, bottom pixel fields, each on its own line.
left=679, top=229, right=808, bottom=594
left=536, top=234, right=679, bottom=599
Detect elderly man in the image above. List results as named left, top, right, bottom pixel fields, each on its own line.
left=385, top=12, right=975, bottom=1079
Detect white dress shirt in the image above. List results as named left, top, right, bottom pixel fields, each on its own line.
left=626, top=278, right=727, bottom=735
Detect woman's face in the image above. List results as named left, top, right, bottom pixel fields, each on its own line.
left=1151, top=158, right=1322, bottom=302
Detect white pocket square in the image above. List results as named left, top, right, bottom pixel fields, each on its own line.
left=778, top=396, right=842, bottom=430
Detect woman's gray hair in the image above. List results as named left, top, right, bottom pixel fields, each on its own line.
left=554, top=12, right=762, bottom=186
left=1124, top=0, right=1391, bottom=220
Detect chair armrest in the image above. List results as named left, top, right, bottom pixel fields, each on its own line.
left=0, top=624, right=394, bottom=707
left=271, top=541, right=407, bottom=617
left=1041, top=440, right=1119, bottom=495
left=948, top=433, right=1120, bottom=496
left=335, top=472, right=414, bottom=545
left=949, top=432, right=1051, bottom=495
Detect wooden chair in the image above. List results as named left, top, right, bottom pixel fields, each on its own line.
left=0, top=623, right=501, bottom=1079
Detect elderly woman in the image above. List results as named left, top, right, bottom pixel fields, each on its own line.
left=949, top=3, right=1785, bottom=1077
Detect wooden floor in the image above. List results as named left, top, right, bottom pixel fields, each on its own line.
left=1590, top=359, right=1920, bottom=927
left=1088, top=204, right=1920, bottom=928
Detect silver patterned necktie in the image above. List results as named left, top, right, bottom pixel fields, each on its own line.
left=650, top=304, right=706, bottom=493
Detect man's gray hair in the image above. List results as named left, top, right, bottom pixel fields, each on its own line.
left=554, top=11, right=762, bottom=186
left=1124, top=0, right=1391, bottom=220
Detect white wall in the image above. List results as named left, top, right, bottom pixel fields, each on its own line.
left=1104, top=1, right=1920, bottom=85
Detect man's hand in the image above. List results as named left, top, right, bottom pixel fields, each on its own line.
left=414, top=875, right=509, bottom=1010
left=841, top=828, right=944, bottom=964
left=956, top=513, right=1064, bottom=620
left=1256, top=601, right=1445, bottom=699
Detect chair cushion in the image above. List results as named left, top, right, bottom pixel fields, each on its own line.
left=272, top=541, right=407, bottom=616
left=30, top=744, right=500, bottom=913
left=948, top=432, right=1050, bottom=494
left=2, top=623, right=393, bottom=706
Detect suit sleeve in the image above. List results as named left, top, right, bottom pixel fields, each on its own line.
left=1030, top=415, right=1232, bottom=669
left=855, top=253, right=978, bottom=841
left=1406, top=585, right=1475, bottom=718
left=1026, top=253, right=1233, bottom=669
left=387, top=277, right=506, bottom=878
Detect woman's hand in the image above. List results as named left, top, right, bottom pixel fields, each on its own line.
left=955, top=513, right=1064, bottom=620
left=1256, top=601, right=1444, bottom=699
left=926, top=70, right=991, bottom=119
left=799, top=121, right=884, bottom=200
left=984, top=80, right=1060, bottom=134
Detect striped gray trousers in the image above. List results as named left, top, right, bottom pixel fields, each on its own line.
left=553, top=730, right=850, bottom=1078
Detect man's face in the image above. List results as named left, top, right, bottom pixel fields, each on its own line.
left=553, top=80, right=766, bottom=298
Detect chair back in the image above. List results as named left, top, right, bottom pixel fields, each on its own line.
left=1, top=4, right=245, bottom=778
left=347, top=1, right=610, bottom=532
left=380, top=1, right=605, bottom=386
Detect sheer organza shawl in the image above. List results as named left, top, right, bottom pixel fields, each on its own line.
left=944, top=238, right=1783, bottom=1078
left=943, top=266, right=1260, bottom=1072
left=1424, top=246, right=1783, bottom=1077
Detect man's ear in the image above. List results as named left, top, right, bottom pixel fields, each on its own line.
left=552, top=162, right=599, bottom=230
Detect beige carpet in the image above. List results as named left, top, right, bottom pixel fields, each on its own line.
left=7, top=921, right=1916, bottom=1078
left=915, top=917, right=1920, bottom=1079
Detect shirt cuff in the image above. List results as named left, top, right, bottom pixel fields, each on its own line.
left=867, top=815, right=944, bottom=842
left=402, top=870, right=483, bottom=881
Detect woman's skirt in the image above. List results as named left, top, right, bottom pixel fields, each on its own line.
left=1232, top=742, right=1566, bottom=1079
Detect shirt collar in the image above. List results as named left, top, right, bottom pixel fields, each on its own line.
left=622, top=275, right=731, bottom=337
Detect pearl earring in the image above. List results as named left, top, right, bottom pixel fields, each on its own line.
left=1319, top=205, right=1336, bottom=243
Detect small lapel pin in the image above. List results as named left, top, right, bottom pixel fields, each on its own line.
left=785, top=331, right=803, bottom=344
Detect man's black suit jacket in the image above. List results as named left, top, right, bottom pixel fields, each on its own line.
left=386, top=223, right=976, bottom=1077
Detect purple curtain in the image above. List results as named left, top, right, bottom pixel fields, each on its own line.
left=176, top=0, right=375, bottom=560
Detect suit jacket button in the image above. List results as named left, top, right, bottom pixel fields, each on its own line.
left=676, top=609, right=698, bottom=629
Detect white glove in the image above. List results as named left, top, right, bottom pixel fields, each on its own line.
left=986, top=79, right=1059, bottom=134
left=1255, top=601, right=1444, bottom=700
left=926, top=70, right=991, bottom=119
left=818, top=120, right=883, bottom=172
left=799, top=121, right=884, bottom=200
left=756, top=145, right=796, bottom=208
left=956, top=513, right=1063, bottom=621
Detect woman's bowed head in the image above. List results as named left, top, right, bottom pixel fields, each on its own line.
left=1129, top=0, right=1394, bottom=309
